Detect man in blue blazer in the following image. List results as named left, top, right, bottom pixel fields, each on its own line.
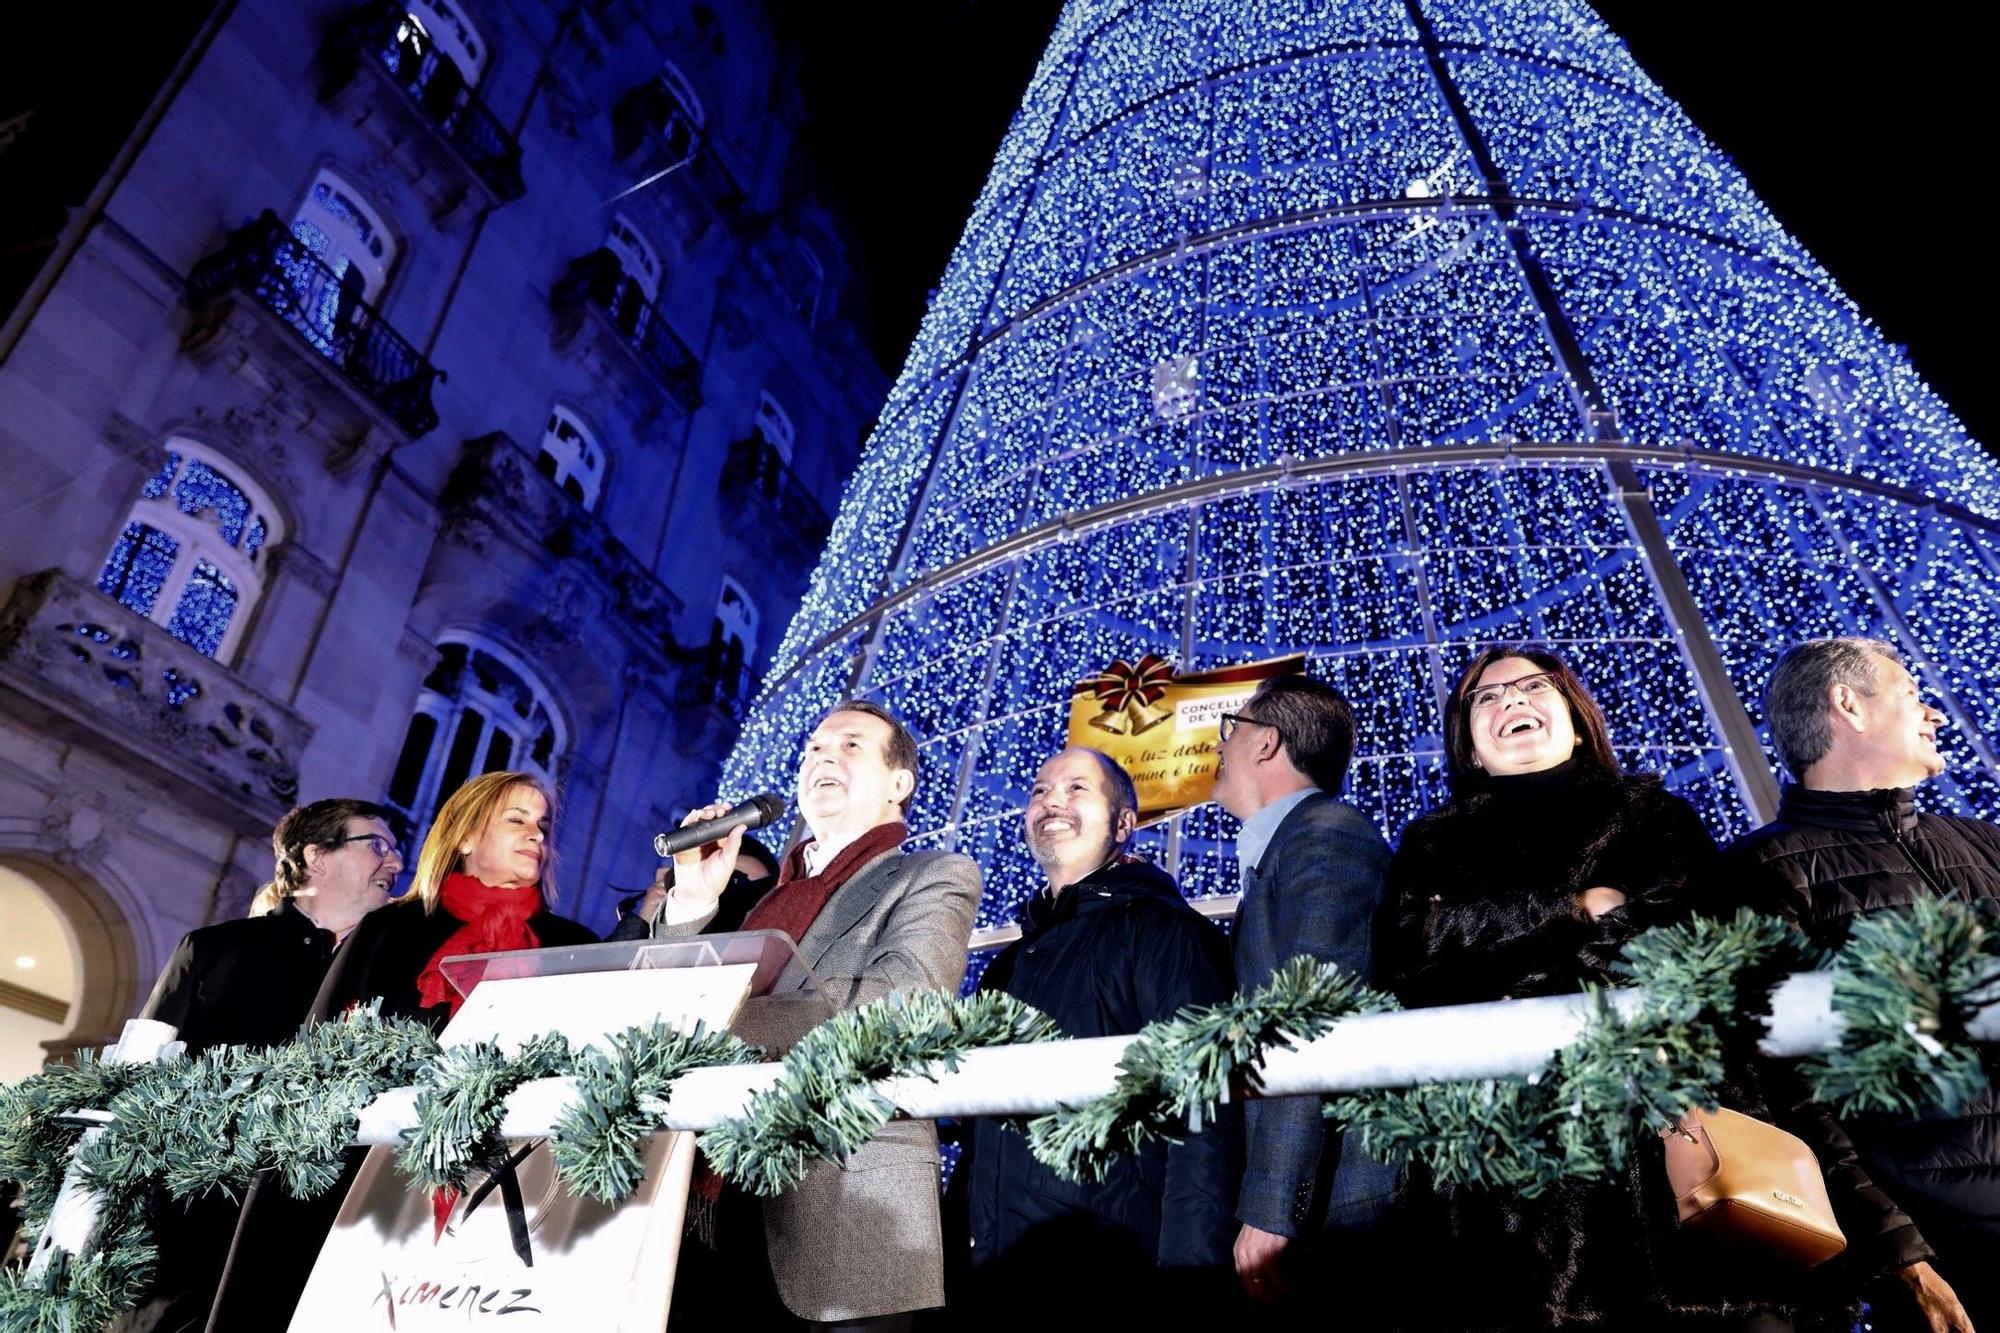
left=1213, top=674, right=1394, bottom=1314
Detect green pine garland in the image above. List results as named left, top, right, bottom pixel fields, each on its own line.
left=397, top=1031, right=575, bottom=1195
left=0, top=903, right=1993, bottom=1333
left=0, top=1006, right=438, bottom=1333
left=699, top=990, right=1058, bottom=1197
left=1026, top=956, right=1397, bottom=1183
left=1329, top=909, right=1801, bottom=1195
left=551, top=1022, right=759, bottom=1203
left=1804, top=895, right=1998, bottom=1117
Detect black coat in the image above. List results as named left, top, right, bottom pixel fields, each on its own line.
left=951, top=859, right=1238, bottom=1321
left=1379, top=762, right=1721, bottom=1010
left=1726, top=784, right=2000, bottom=1327
left=135, top=899, right=340, bottom=1331
left=203, top=897, right=597, bottom=1331
left=141, top=899, right=338, bottom=1052
left=313, top=896, right=599, bottom=1029
left=1379, top=762, right=1838, bottom=1331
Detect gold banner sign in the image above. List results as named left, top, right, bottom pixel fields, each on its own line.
left=1066, top=652, right=1306, bottom=821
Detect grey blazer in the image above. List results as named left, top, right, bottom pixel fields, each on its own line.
left=663, top=841, right=980, bottom=1321
left=1231, top=791, right=1393, bottom=1239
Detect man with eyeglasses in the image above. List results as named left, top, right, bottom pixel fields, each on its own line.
left=144, top=797, right=403, bottom=1051
left=136, top=797, right=401, bottom=1333
left=1212, top=675, right=1394, bottom=1319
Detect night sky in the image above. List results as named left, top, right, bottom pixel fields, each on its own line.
left=783, top=2, right=1996, bottom=452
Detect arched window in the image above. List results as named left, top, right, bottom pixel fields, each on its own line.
left=402, top=0, right=487, bottom=85
left=605, top=213, right=662, bottom=303
left=291, top=169, right=397, bottom=301
left=793, top=242, right=824, bottom=325
left=385, top=635, right=564, bottom=836
left=95, top=442, right=283, bottom=661
left=659, top=61, right=706, bottom=132
left=710, top=576, right=759, bottom=708
left=650, top=59, right=706, bottom=161
left=538, top=403, right=606, bottom=510
left=754, top=391, right=795, bottom=464
left=598, top=213, right=664, bottom=343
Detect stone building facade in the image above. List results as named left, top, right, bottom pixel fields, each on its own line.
left=0, top=0, right=884, bottom=1072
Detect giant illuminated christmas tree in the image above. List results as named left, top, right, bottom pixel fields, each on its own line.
left=725, top=0, right=2000, bottom=929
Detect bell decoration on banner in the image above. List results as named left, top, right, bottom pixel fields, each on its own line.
left=1085, top=653, right=1176, bottom=736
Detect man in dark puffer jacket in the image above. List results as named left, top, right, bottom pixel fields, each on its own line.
left=1727, top=637, right=1999, bottom=1333
left=950, top=747, right=1238, bottom=1327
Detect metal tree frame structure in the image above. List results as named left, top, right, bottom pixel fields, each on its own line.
left=723, top=0, right=2000, bottom=933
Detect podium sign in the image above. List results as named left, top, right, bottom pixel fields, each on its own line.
left=289, top=934, right=817, bottom=1331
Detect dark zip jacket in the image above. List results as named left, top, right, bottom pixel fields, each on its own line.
left=951, top=858, right=1238, bottom=1320
left=1727, top=784, right=2000, bottom=1324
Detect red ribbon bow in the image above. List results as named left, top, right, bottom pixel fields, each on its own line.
left=1088, top=653, right=1175, bottom=712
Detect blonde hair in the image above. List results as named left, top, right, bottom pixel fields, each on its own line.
left=408, top=771, right=559, bottom=912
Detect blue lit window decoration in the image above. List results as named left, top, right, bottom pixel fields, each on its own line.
left=173, top=458, right=255, bottom=548
left=289, top=172, right=396, bottom=365
left=97, top=522, right=180, bottom=618
left=307, top=179, right=388, bottom=262
left=95, top=440, right=282, bottom=661
left=165, top=560, right=240, bottom=659
left=140, top=451, right=183, bottom=499
left=162, top=668, right=201, bottom=711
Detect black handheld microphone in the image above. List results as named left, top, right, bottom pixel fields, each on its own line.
left=653, top=793, right=788, bottom=858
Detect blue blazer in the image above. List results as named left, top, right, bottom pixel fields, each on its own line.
left=1231, top=789, right=1393, bottom=1238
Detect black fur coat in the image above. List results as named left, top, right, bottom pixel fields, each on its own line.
left=1378, top=759, right=1721, bottom=1010
left=1377, top=761, right=1836, bottom=1332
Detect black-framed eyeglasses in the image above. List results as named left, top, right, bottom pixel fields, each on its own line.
left=326, top=832, right=400, bottom=859
left=1219, top=712, right=1280, bottom=743
left=1464, top=671, right=1560, bottom=711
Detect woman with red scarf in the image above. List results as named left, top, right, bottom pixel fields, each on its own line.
left=311, top=769, right=596, bottom=1028
left=202, top=772, right=595, bottom=1331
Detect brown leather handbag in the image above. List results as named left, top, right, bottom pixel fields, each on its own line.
left=1661, top=1107, right=1847, bottom=1267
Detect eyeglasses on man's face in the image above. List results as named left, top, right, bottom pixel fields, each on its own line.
left=1465, top=671, right=1560, bottom=711
left=327, top=832, right=400, bottom=860
left=1218, top=712, right=1280, bottom=743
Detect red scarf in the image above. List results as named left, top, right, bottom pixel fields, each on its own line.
left=414, top=873, right=545, bottom=1017
left=740, top=820, right=908, bottom=944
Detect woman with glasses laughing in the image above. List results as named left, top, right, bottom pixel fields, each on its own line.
left=1373, top=644, right=1850, bottom=1333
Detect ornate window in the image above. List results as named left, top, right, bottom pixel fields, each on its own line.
left=291, top=168, right=397, bottom=300
left=288, top=169, right=399, bottom=361
left=386, top=635, right=564, bottom=834
left=709, top=576, right=759, bottom=709
left=594, top=213, right=667, bottom=345
left=793, top=242, right=823, bottom=325
left=538, top=403, right=606, bottom=510
left=95, top=442, right=283, bottom=660
left=655, top=60, right=706, bottom=159
left=399, top=0, right=488, bottom=86
left=605, top=213, right=662, bottom=303
left=754, top=391, right=795, bottom=464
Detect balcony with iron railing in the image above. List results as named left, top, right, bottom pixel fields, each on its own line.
left=677, top=639, right=758, bottom=725
left=0, top=571, right=313, bottom=827
left=551, top=249, right=703, bottom=415
left=443, top=432, right=685, bottom=655
left=609, top=77, right=745, bottom=235
left=322, top=1, right=525, bottom=210
left=186, top=211, right=443, bottom=438
left=719, top=432, right=834, bottom=553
